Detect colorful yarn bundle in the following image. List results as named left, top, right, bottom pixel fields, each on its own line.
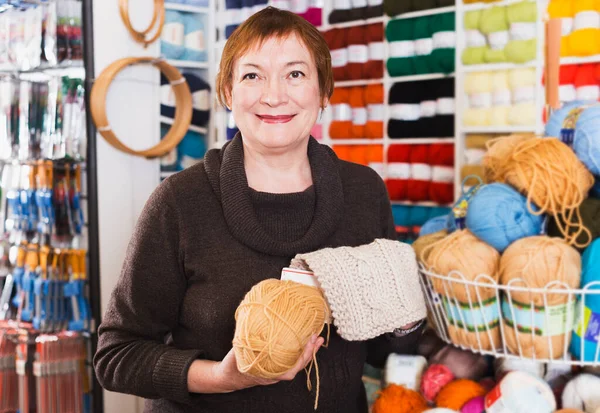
left=574, top=64, right=600, bottom=101
left=500, top=236, right=581, bottom=359
left=386, top=144, right=411, bottom=200
left=465, top=183, right=544, bottom=253
left=384, top=0, right=455, bottom=17
left=350, top=86, right=367, bottom=138
left=161, top=10, right=186, bottom=59
left=408, top=145, right=433, bottom=202
left=566, top=0, right=600, bottom=57
left=460, top=396, right=485, bottom=413
left=413, top=230, right=448, bottom=266
left=570, top=238, right=600, bottom=362
left=161, top=72, right=211, bottom=128
left=420, top=364, right=455, bottom=403
left=507, top=67, right=537, bottom=126
left=271, top=0, right=322, bottom=26
left=323, top=28, right=349, bottom=81
left=329, top=87, right=352, bottom=139
left=429, top=12, right=456, bottom=74
left=464, top=72, right=493, bottom=127
left=484, top=371, right=556, bottom=413
left=420, top=216, right=449, bottom=237
left=562, top=374, right=600, bottom=413
left=435, top=380, right=487, bottom=411
left=347, top=25, right=368, bottom=80
left=547, top=0, right=575, bottom=57
left=391, top=205, right=451, bottom=232
left=422, top=229, right=501, bottom=350
left=504, top=0, right=537, bottom=64
left=365, top=22, right=385, bottom=79
left=429, top=144, right=455, bottom=205
left=332, top=144, right=383, bottom=167
left=372, top=384, right=428, bottom=413
left=386, top=18, right=416, bottom=77
left=485, top=136, right=594, bottom=248
left=460, top=134, right=494, bottom=183
left=180, top=13, right=207, bottom=62
left=365, top=83, right=384, bottom=139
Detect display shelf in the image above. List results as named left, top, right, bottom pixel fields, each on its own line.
left=461, top=126, right=537, bottom=134
left=392, top=5, right=456, bottom=19
left=164, top=2, right=210, bottom=13
left=391, top=200, right=452, bottom=207
left=462, top=61, right=537, bottom=73
left=330, top=139, right=384, bottom=145
left=388, top=137, right=456, bottom=144
left=335, top=78, right=384, bottom=87
left=388, top=73, right=454, bottom=83
left=160, top=116, right=208, bottom=134
left=0, top=59, right=84, bottom=74
left=560, top=54, right=600, bottom=65
left=166, top=60, right=209, bottom=69
left=323, top=16, right=386, bottom=30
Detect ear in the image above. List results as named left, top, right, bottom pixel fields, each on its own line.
left=321, top=96, right=329, bottom=110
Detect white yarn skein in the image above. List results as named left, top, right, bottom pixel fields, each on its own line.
left=562, top=374, right=600, bottom=413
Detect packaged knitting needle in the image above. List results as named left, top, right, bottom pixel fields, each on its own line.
left=23, top=3, right=42, bottom=71
left=0, top=77, right=14, bottom=160
left=40, top=0, right=57, bottom=66
left=65, top=78, right=85, bottom=160
left=68, top=0, right=82, bottom=60
left=41, top=77, right=58, bottom=159
left=17, top=80, right=32, bottom=161
left=56, top=0, right=69, bottom=61
left=0, top=4, right=11, bottom=70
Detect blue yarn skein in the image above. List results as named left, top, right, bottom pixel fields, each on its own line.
left=545, top=100, right=600, bottom=176
left=465, top=183, right=544, bottom=252
left=571, top=238, right=600, bottom=362
left=160, top=10, right=186, bottom=60
left=420, top=215, right=448, bottom=236
left=181, top=13, right=207, bottom=62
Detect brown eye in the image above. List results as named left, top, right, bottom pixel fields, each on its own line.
left=243, top=73, right=258, bottom=80
left=290, top=71, right=305, bottom=79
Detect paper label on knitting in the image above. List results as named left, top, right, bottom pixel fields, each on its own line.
left=389, top=40, right=415, bottom=58
left=368, top=0, right=383, bottom=5
left=466, top=30, right=487, bottom=48
left=562, top=17, right=574, bottom=35
left=415, top=38, right=433, bottom=56
left=390, top=104, right=420, bottom=121
left=387, top=163, right=410, bottom=179
left=368, top=42, right=385, bottom=60
left=411, top=163, right=432, bottom=181
left=436, top=98, right=455, bottom=115
left=469, top=92, right=492, bottom=109
left=443, top=296, right=500, bottom=332
left=281, top=267, right=320, bottom=288
left=465, top=148, right=486, bottom=165
left=492, top=90, right=511, bottom=106
left=331, top=48, right=348, bottom=68
left=385, top=354, right=427, bottom=391
left=270, top=0, right=291, bottom=10
left=334, top=0, right=352, bottom=10
left=574, top=305, right=600, bottom=343
left=420, top=100, right=437, bottom=118
left=487, top=31, right=509, bottom=50
left=512, top=86, right=535, bottom=104
left=291, top=0, right=309, bottom=13
left=510, top=22, right=536, bottom=41
left=185, top=29, right=205, bottom=52
left=348, top=45, right=369, bottom=64
left=352, top=0, right=368, bottom=7
left=352, top=107, right=367, bottom=125
left=574, top=11, right=600, bottom=31
left=162, top=22, right=185, bottom=45
left=333, top=103, right=352, bottom=121
left=431, top=166, right=454, bottom=183
left=432, top=31, right=456, bottom=49
left=559, top=85, right=576, bottom=102
left=576, top=85, right=600, bottom=101
left=369, top=162, right=385, bottom=178
left=368, top=104, right=384, bottom=121
left=501, top=298, right=576, bottom=337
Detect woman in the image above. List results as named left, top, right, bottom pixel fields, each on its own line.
left=94, top=7, right=425, bottom=413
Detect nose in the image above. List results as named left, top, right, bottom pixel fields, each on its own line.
left=260, top=77, right=288, bottom=107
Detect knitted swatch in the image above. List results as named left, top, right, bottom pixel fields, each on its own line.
left=291, top=239, right=427, bottom=341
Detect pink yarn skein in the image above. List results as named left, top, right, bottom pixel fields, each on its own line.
left=421, top=364, right=455, bottom=402
left=461, top=396, right=485, bottom=413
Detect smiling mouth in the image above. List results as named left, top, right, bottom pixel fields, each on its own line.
left=256, top=114, right=296, bottom=124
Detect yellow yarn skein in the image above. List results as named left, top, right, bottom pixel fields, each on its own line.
left=233, top=278, right=331, bottom=408
left=500, top=236, right=581, bottom=359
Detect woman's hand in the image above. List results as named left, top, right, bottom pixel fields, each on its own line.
left=215, top=334, right=325, bottom=392
left=187, top=334, right=325, bottom=394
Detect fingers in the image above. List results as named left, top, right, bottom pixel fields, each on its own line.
left=277, top=335, right=325, bottom=381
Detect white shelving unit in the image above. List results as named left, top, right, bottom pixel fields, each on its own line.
left=453, top=0, right=548, bottom=200
left=166, top=60, right=209, bottom=69
left=560, top=54, right=600, bottom=65
left=164, top=2, right=210, bottom=13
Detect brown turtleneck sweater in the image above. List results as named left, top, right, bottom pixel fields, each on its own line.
left=94, top=135, right=425, bottom=413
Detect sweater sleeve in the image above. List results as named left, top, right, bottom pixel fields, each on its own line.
left=94, top=181, right=202, bottom=404
left=365, top=178, right=426, bottom=368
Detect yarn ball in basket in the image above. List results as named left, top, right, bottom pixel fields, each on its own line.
left=500, top=236, right=581, bottom=359
left=435, top=379, right=487, bottom=411
left=460, top=396, right=485, bottom=413
left=485, top=371, right=556, bottom=413
left=494, top=137, right=593, bottom=248
left=465, top=183, right=545, bottom=253
left=413, top=230, right=448, bottom=266
left=562, top=374, right=600, bottom=413
left=372, top=384, right=428, bottom=413
left=232, top=279, right=330, bottom=379
left=421, top=364, right=455, bottom=403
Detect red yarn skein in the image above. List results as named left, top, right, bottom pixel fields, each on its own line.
left=325, top=28, right=349, bottom=81
left=428, top=143, right=454, bottom=205
left=347, top=26, right=368, bottom=80
left=421, top=364, right=455, bottom=403
left=407, top=144, right=431, bottom=202
left=574, top=63, right=600, bottom=101
left=365, top=22, right=384, bottom=79
left=386, top=144, right=412, bottom=200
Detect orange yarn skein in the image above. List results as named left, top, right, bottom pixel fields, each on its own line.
left=435, top=379, right=487, bottom=411
left=372, top=384, right=428, bottom=413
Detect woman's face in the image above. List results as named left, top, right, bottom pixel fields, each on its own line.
left=230, top=34, right=324, bottom=153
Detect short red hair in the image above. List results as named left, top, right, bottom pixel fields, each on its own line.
left=216, top=7, right=334, bottom=109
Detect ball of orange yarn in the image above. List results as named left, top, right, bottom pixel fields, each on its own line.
left=233, top=279, right=330, bottom=379
left=483, top=134, right=533, bottom=182
left=373, top=384, right=429, bottom=413
left=435, top=379, right=487, bottom=411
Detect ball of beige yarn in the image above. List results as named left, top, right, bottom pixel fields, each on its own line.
left=500, top=236, right=581, bottom=359
left=233, top=279, right=330, bottom=379
left=483, top=134, right=533, bottom=182
left=413, top=230, right=448, bottom=267
left=425, top=229, right=500, bottom=303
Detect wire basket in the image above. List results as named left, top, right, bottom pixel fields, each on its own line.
left=419, top=265, right=600, bottom=366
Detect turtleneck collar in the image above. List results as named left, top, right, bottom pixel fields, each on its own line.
left=204, top=134, right=344, bottom=256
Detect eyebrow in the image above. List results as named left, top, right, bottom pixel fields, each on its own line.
left=240, top=61, right=309, bottom=69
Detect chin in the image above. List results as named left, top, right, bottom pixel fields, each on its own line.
left=243, top=130, right=310, bottom=151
